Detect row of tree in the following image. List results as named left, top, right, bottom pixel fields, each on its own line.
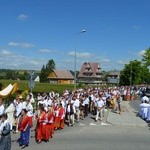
left=0, top=69, right=29, bottom=80
left=120, top=47, right=150, bottom=85
left=0, top=48, right=149, bottom=86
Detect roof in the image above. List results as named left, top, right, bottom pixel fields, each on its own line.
left=48, top=69, right=74, bottom=79
left=78, top=62, right=102, bottom=78
left=109, top=70, right=120, bottom=76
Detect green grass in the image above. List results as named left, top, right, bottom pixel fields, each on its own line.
left=0, top=79, right=76, bottom=94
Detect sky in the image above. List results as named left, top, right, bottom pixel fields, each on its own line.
left=0, top=0, right=150, bottom=71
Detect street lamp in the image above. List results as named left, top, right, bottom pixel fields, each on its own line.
left=74, top=29, right=86, bottom=89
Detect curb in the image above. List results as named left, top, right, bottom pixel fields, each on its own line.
left=106, top=102, right=148, bottom=128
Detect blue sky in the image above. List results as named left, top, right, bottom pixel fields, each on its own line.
left=0, top=0, right=150, bottom=71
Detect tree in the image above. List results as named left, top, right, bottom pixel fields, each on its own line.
left=45, top=59, right=56, bottom=78
left=40, top=65, right=46, bottom=82
left=119, top=60, right=149, bottom=86
left=141, top=47, right=150, bottom=84
left=40, top=59, right=56, bottom=82
left=142, top=47, right=150, bottom=67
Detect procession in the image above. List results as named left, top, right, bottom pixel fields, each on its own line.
left=0, top=85, right=150, bottom=150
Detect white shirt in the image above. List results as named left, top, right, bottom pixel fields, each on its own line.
left=16, top=102, right=23, bottom=117
left=39, top=99, right=47, bottom=107
left=84, top=97, right=89, bottom=105
left=61, top=100, right=65, bottom=108
left=27, top=102, right=33, bottom=117
left=37, top=95, right=42, bottom=101
left=96, top=100, right=104, bottom=108
left=47, top=99, right=52, bottom=106
left=73, top=99, right=80, bottom=108
left=0, top=104, right=5, bottom=116
left=67, top=104, right=76, bottom=114
left=91, top=94, right=95, bottom=102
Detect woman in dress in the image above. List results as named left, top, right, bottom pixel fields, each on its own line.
left=18, top=108, right=30, bottom=148
left=35, top=104, right=46, bottom=143
left=0, top=113, right=11, bottom=150
left=46, top=106, right=55, bottom=140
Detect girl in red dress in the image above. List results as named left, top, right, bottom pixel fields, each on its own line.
left=35, top=104, right=47, bottom=143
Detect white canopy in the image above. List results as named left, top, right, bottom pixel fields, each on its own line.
left=0, top=83, right=18, bottom=97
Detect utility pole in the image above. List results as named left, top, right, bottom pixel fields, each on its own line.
left=130, top=65, right=132, bottom=87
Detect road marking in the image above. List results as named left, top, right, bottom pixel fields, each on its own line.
left=101, top=122, right=109, bottom=126
left=79, top=123, right=86, bottom=126
left=90, top=122, right=97, bottom=126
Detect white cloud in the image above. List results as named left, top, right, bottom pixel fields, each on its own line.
left=18, top=14, right=28, bottom=21
left=117, top=60, right=129, bottom=65
left=8, top=42, right=34, bottom=48
left=1, top=50, right=11, bottom=55
left=68, top=52, right=93, bottom=58
left=0, top=49, right=46, bottom=70
left=138, top=50, right=145, bottom=57
left=39, top=49, right=51, bottom=53
left=101, top=59, right=111, bottom=63
left=29, top=60, right=39, bottom=65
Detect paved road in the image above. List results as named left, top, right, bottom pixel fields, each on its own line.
left=11, top=123, right=150, bottom=150
left=129, top=100, right=140, bottom=112
left=11, top=102, right=150, bottom=150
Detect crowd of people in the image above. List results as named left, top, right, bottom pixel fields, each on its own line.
left=0, top=85, right=149, bottom=150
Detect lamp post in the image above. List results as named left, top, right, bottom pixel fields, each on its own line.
left=74, top=29, right=86, bottom=90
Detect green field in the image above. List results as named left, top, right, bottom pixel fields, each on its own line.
left=0, top=79, right=77, bottom=95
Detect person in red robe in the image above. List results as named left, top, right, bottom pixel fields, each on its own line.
left=18, top=109, right=30, bottom=148
left=54, top=104, right=60, bottom=130
left=46, top=106, right=55, bottom=140
left=35, top=104, right=46, bottom=143
left=54, top=103, right=65, bottom=130
left=59, top=104, right=65, bottom=129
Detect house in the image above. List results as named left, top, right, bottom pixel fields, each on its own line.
left=107, top=70, right=120, bottom=85
left=47, top=69, right=74, bottom=84
left=34, top=76, right=40, bottom=82
left=78, top=62, right=103, bottom=84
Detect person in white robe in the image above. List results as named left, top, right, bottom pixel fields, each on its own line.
left=4, top=102, right=15, bottom=130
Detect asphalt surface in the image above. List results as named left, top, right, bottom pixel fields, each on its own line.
left=129, top=100, right=141, bottom=112
left=11, top=101, right=150, bottom=150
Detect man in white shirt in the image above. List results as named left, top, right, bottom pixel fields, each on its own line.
left=95, top=95, right=104, bottom=121
left=73, top=96, right=80, bottom=123
left=0, top=97, right=5, bottom=117
left=66, top=100, right=76, bottom=126
left=15, top=95, right=23, bottom=133
left=83, top=95, right=89, bottom=117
